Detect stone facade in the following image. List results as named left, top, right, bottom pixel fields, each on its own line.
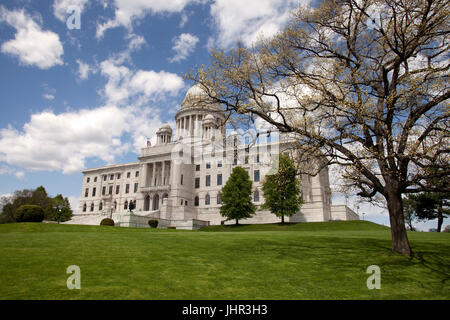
left=75, top=85, right=358, bottom=229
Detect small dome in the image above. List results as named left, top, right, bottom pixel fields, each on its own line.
left=204, top=114, right=215, bottom=121
left=157, top=123, right=172, bottom=133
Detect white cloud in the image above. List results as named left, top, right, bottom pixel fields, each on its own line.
left=43, top=94, right=55, bottom=101
left=169, top=33, right=199, bottom=63
left=0, top=6, right=64, bottom=69
left=76, top=59, right=93, bottom=80
left=0, top=105, right=165, bottom=174
left=96, top=0, right=206, bottom=38
left=179, top=11, right=189, bottom=27
left=53, top=0, right=89, bottom=22
left=210, top=0, right=305, bottom=47
left=14, top=171, right=25, bottom=179
left=99, top=59, right=185, bottom=106
left=0, top=165, right=25, bottom=180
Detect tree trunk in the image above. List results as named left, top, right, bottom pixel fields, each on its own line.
left=437, top=211, right=443, bottom=232
left=281, top=215, right=285, bottom=224
left=236, top=219, right=239, bottom=225
left=386, top=188, right=412, bottom=255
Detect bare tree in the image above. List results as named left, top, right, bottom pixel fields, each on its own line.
left=188, top=0, right=449, bottom=255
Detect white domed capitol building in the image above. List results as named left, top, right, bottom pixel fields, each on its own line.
left=71, top=85, right=358, bottom=229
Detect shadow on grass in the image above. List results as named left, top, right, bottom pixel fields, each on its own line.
left=412, top=251, right=450, bottom=284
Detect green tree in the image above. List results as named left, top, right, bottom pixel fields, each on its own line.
left=188, top=0, right=449, bottom=255
left=47, top=194, right=73, bottom=223
left=14, top=205, right=45, bottom=222
left=402, top=196, right=417, bottom=231
left=220, top=166, right=255, bottom=225
left=262, top=154, right=304, bottom=223
left=404, top=192, right=449, bottom=232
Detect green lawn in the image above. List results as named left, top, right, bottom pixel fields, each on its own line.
left=0, top=221, right=448, bottom=300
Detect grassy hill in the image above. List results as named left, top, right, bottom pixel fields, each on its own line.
left=0, top=221, right=448, bottom=299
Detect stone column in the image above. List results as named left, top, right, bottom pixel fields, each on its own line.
left=162, top=161, right=166, bottom=185
left=141, top=163, right=148, bottom=188
left=152, top=163, right=156, bottom=186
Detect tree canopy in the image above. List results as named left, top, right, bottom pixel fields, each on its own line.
left=188, top=0, right=449, bottom=255
left=262, top=154, right=304, bottom=223
left=219, top=166, right=256, bottom=225
left=0, top=186, right=72, bottom=223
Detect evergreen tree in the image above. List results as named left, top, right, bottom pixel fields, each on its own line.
left=220, top=166, right=255, bottom=225
left=261, top=154, right=303, bottom=223
left=404, top=192, right=449, bottom=232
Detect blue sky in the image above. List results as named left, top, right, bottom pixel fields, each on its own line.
left=0, top=0, right=447, bottom=231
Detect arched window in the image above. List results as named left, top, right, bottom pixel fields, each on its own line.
left=99, top=202, right=103, bottom=211
left=254, top=190, right=260, bottom=202
left=205, top=194, right=210, bottom=205
left=153, top=194, right=159, bottom=210
left=194, top=196, right=199, bottom=206
left=124, top=200, right=128, bottom=210
left=144, top=195, right=150, bottom=211
left=82, top=203, right=87, bottom=212
left=90, top=203, right=94, bottom=212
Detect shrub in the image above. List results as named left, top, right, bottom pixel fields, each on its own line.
left=100, top=218, right=115, bottom=226
left=148, top=219, right=158, bottom=228
left=14, top=205, right=45, bottom=222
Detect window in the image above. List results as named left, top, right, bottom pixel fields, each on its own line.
left=206, top=175, right=211, bottom=187
left=217, top=174, right=222, bottom=186
left=110, top=174, right=114, bottom=180
left=102, top=186, right=106, bottom=196
left=103, top=175, right=107, bottom=182
left=206, top=162, right=211, bottom=169
left=245, top=155, right=249, bottom=164
left=87, top=177, right=90, bottom=183
left=134, top=183, right=138, bottom=193
left=185, top=200, right=188, bottom=206
left=127, top=172, right=131, bottom=178
left=82, top=203, right=86, bottom=212
left=94, top=177, right=97, bottom=182
left=255, top=154, right=260, bottom=163
left=254, top=170, right=260, bottom=182
left=92, top=187, right=96, bottom=197
left=117, top=173, right=121, bottom=179
left=254, top=190, right=260, bottom=202
left=109, top=185, right=113, bottom=195
left=125, top=184, right=130, bottom=194
left=124, top=200, right=128, bottom=210
left=217, top=161, right=222, bottom=168
left=135, top=171, right=139, bottom=177
left=205, top=194, right=210, bottom=205
left=99, top=202, right=103, bottom=211
left=116, top=185, right=120, bottom=195
left=181, top=174, right=184, bottom=185
left=85, top=188, right=89, bottom=197
left=90, top=203, right=94, bottom=212
left=195, top=177, right=200, bottom=189
left=196, top=164, right=200, bottom=171
left=217, top=193, right=222, bottom=204
left=194, top=196, right=199, bottom=206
